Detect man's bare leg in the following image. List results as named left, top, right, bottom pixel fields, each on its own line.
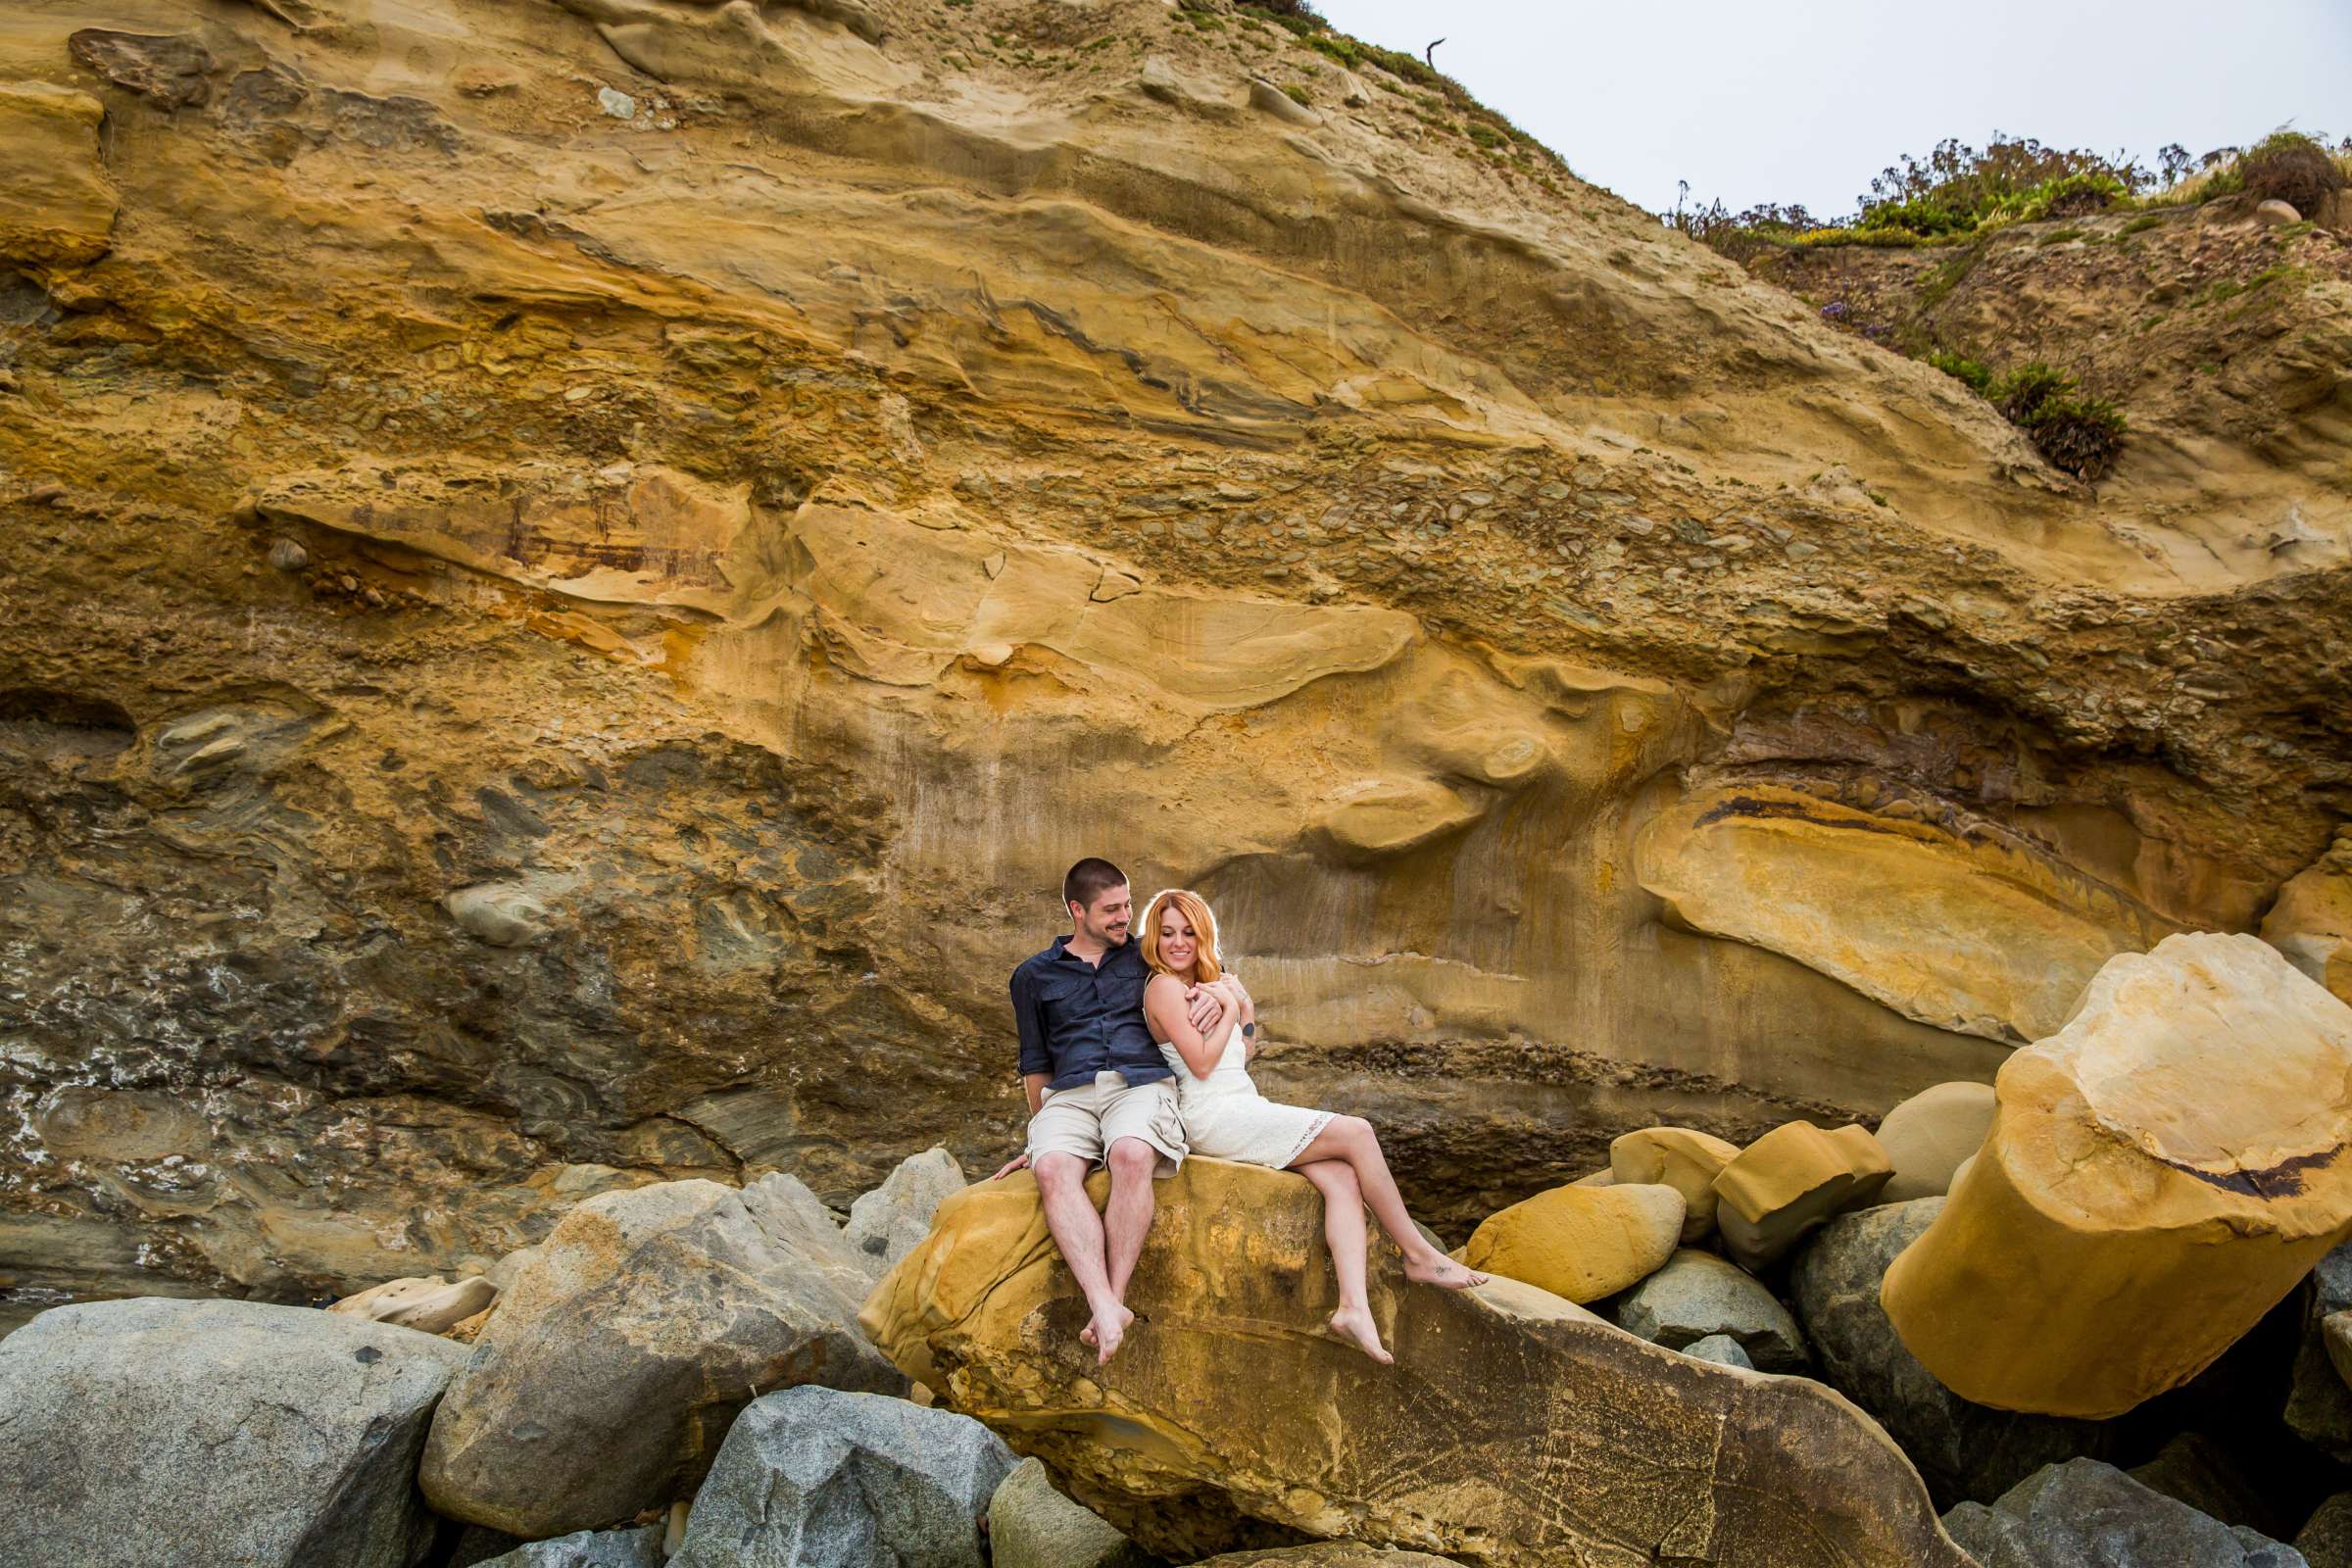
left=1100, top=1137, right=1160, bottom=1333
left=1033, top=1152, right=1131, bottom=1360
left=1291, top=1115, right=1487, bottom=1289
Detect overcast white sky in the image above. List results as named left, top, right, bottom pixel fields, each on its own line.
left=1315, top=0, right=2352, bottom=220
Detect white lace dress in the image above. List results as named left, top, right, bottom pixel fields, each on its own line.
left=1157, top=1027, right=1333, bottom=1169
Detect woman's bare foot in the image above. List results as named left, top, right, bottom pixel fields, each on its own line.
left=1404, top=1253, right=1488, bottom=1290
left=1079, top=1301, right=1136, bottom=1363
left=1328, top=1304, right=1394, bottom=1364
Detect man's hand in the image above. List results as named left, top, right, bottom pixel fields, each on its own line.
left=990, top=1153, right=1030, bottom=1181
left=1183, top=984, right=1225, bottom=1033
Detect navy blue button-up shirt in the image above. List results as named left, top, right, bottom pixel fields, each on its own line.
left=1011, top=934, right=1171, bottom=1092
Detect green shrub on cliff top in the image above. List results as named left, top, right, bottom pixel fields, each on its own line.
left=1926, top=351, right=1991, bottom=392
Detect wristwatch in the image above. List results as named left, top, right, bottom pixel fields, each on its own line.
left=1241, top=1021, right=1255, bottom=1038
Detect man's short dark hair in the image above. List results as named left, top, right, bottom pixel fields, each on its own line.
left=1063, top=857, right=1127, bottom=912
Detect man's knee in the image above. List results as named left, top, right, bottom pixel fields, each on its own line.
left=1033, top=1151, right=1087, bottom=1192
left=1105, top=1138, right=1158, bottom=1179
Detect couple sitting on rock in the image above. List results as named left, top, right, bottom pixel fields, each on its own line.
left=990, top=857, right=1485, bottom=1364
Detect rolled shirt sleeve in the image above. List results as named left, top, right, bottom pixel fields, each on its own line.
left=1012, top=963, right=1052, bottom=1079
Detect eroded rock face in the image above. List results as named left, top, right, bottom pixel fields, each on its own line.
left=420, top=1176, right=905, bottom=1538
left=0, top=1297, right=468, bottom=1568
left=2, top=0, right=2346, bottom=1305
left=0, top=81, right=116, bottom=265
left=862, top=1158, right=1974, bottom=1568
left=1883, top=934, right=2352, bottom=1418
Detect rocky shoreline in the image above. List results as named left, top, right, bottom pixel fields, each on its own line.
left=2, top=934, right=2349, bottom=1565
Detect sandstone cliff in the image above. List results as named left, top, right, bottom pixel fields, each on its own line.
left=2, top=0, right=2346, bottom=1313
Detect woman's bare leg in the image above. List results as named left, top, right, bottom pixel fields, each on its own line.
left=1297, top=1158, right=1390, bottom=1363
left=1290, top=1115, right=1486, bottom=1289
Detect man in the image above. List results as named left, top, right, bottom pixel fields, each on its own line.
left=991, top=857, right=1218, bottom=1362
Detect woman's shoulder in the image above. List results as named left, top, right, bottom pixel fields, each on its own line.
left=1144, top=971, right=1184, bottom=999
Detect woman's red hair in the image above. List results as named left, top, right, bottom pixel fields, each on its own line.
left=1138, top=889, right=1223, bottom=982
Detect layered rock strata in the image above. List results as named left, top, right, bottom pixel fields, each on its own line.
left=1, top=0, right=2347, bottom=1306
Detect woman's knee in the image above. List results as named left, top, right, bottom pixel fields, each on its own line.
left=1338, top=1115, right=1376, bottom=1149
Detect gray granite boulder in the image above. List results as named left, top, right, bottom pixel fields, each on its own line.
left=2288, top=1240, right=2352, bottom=1459
left=989, top=1456, right=1158, bottom=1568
left=1788, top=1198, right=2111, bottom=1505
left=1616, top=1248, right=1807, bottom=1370
left=1681, top=1332, right=1755, bottom=1369
left=476, top=1526, right=664, bottom=1567
left=421, top=1175, right=906, bottom=1538
left=2299, top=1493, right=2352, bottom=1568
left=1943, top=1459, right=2307, bottom=1566
left=671, top=1386, right=1015, bottom=1568
left=0, top=1297, right=467, bottom=1568
left=845, top=1147, right=964, bottom=1280
left=2128, top=1432, right=2297, bottom=1542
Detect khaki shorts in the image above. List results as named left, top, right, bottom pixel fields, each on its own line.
left=1025, top=1071, right=1188, bottom=1178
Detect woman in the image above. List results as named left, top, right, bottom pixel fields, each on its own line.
left=1138, top=888, right=1485, bottom=1363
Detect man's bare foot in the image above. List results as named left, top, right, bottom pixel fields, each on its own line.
left=1081, top=1301, right=1135, bottom=1362
left=1404, top=1253, right=1488, bottom=1289
left=1328, top=1304, right=1393, bottom=1364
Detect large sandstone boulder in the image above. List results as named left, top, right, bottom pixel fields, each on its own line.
left=2264, top=832, right=2352, bottom=1006
left=862, top=1158, right=1975, bottom=1567
left=0, top=1297, right=467, bottom=1568
left=1615, top=1248, right=1807, bottom=1371
left=845, top=1146, right=965, bottom=1280
left=1610, top=1126, right=1740, bottom=1242
left=1455, top=1179, right=1683, bottom=1302
left=1942, top=1458, right=2308, bottom=1567
left=1874, top=1082, right=1996, bottom=1202
left=1883, top=934, right=2352, bottom=1417
left=421, top=1175, right=906, bottom=1538
left=1790, top=1199, right=2112, bottom=1505
left=1712, top=1120, right=1892, bottom=1270
left=669, top=1387, right=1014, bottom=1568
left=989, top=1457, right=1158, bottom=1568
